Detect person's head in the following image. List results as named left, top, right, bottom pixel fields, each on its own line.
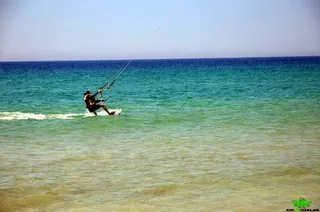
left=84, top=89, right=91, bottom=96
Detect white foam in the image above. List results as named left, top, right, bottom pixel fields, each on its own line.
left=91, top=109, right=122, bottom=116
left=113, top=109, right=122, bottom=115
left=0, top=112, right=46, bottom=120
left=0, top=112, right=83, bottom=120
left=47, top=113, right=84, bottom=119
left=0, top=110, right=122, bottom=120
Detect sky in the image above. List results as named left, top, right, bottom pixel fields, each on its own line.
left=0, top=0, right=319, bottom=61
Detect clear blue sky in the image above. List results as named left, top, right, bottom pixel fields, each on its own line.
left=0, top=0, right=319, bottom=61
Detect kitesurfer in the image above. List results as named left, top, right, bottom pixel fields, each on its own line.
left=83, top=89, right=115, bottom=116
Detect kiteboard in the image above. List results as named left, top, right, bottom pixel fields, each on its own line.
left=96, top=109, right=122, bottom=116
left=111, top=108, right=122, bottom=116
left=85, top=109, right=122, bottom=117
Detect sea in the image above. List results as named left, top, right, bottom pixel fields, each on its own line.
left=1, top=57, right=320, bottom=211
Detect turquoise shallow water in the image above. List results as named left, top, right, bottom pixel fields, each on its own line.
left=1, top=57, right=320, bottom=211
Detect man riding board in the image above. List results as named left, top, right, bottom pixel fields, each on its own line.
left=83, top=89, right=115, bottom=116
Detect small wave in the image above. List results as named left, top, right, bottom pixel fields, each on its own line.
left=0, top=110, right=122, bottom=120
left=269, top=167, right=319, bottom=177
left=47, top=113, right=84, bottom=119
left=0, top=112, right=83, bottom=120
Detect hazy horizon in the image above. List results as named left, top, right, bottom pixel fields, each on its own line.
left=1, top=55, right=320, bottom=63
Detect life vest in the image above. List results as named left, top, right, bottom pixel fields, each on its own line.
left=84, top=94, right=91, bottom=101
left=84, top=94, right=95, bottom=106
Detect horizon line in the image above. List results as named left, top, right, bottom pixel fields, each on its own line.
left=0, top=55, right=319, bottom=63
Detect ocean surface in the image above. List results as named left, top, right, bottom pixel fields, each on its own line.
left=1, top=57, right=320, bottom=211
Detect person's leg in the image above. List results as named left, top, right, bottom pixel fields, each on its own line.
left=88, top=107, right=98, bottom=116
left=101, top=105, right=115, bottom=115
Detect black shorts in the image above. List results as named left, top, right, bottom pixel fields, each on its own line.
left=88, top=104, right=102, bottom=112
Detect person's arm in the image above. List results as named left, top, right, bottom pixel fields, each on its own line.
left=92, top=89, right=103, bottom=97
